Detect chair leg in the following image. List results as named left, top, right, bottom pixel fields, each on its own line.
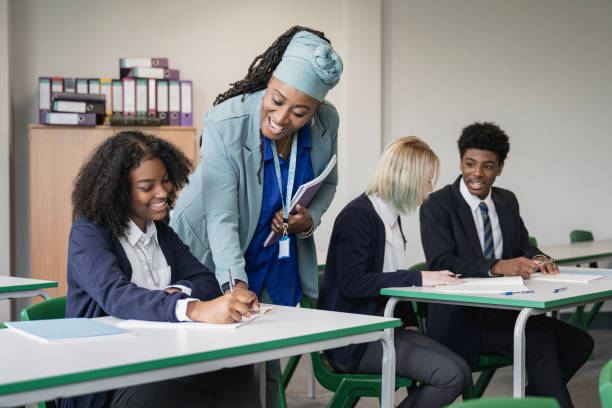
left=280, top=354, right=302, bottom=388
left=463, top=369, right=497, bottom=400
left=278, top=382, right=288, bottom=408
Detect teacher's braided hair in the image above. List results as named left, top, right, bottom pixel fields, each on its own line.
left=213, top=26, right=330, bottom=184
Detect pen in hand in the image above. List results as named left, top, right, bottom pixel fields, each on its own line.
left=228, top=268, right=235, bottom=294
left=535, top=258, right=555, bottom=267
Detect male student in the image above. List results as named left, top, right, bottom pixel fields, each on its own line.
left=419, top=122, right=593, bottom=408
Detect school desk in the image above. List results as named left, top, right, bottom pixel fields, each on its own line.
left=0, top=305, right=400, bottom=407
left=0, top=276, right=56, bottom=301
left=540, top=239, right=612, bottom=265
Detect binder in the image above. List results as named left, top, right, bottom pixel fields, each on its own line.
left=39, top=77, right=51, bottom=124
left=156, top=80, right=169, bottom=125
left=122, top=77, right=136, bottom=117
left=180, top=80, right=193, bottom=126
left=109, top=116, right=161, bottom=126
left=43, top=112, right=96, bottom=126
left=88, top=79, right=100, bottom=94
left=51, top=77, right=64, bottom=94
left=64, top=78, right=76, bottom=94
left=100, top=78, right=112, bottom=116
left=121, top=67, right=179, bottom=81
left=119, top=57, right=169, bottom=69
left=168, top=80, right=180, bottom=126
left=112, top=79, right=123, bottom=116
left=135, top=78, right=147, bottom=117
left=52, top=92, right=106, bottom=114
left=147, top=78, right=157, bottom=117
left=76, top=78, right=88, bottom=94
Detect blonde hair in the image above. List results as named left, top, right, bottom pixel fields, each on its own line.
left=366, top=136, right=439, bottom=214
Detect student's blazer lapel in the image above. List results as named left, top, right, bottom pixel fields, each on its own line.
left=492, top=189, right=514, bottom=258
left=451, top=179, right=484, bottom=258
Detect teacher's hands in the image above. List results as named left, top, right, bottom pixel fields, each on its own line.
left=270, top=204, right=313, bottom=235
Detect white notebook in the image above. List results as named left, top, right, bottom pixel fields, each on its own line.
left=118, top=305, right=275, bottom=330
left=434, top=276, right=528, bottom=294
left=529, top=271, right=603, bottom=284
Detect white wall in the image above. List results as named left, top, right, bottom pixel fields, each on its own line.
left=9, top=0, right=380, bottom=288
left=0, top=0, right=12, bottom=321
left=383, top=0, right=612, bottom=266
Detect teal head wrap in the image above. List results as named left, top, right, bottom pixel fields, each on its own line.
left=273, top=31, right=343, bottom=102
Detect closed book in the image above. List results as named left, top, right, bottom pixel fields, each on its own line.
left=43, top=112, right=96, bottom=126
left=135, top=78, right=147, bottom=117
left=121, top=67, right=179, bottom=81
left=51, top=77, right=64, bottom=93
left=88, top=79, right=100, bottom=94
left=64, top=78, right=76, bottom=93
left=179, top=80, right=193, bottom=126
left=120, top=57, right=169, bottom=69
left=122, top=77, right=136, bottom=117
left=52, top=100, right=105, bottom=116
left=100, top=78, right=113, bottom=117
left=156, top=80, right=169, bottom=125
left=109, top=115, right=161, bottom=126
left=169, top=80, right=180, bottom=126
left=147, top=78, right=157, bottom=117
left=76, top=78, right=88, bottom=94
left=112, top=79, right=123, bottom=115
left=5, top=318, right=132, bottom=343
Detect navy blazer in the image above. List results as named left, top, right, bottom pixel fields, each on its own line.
left=419, top=176, right=543, bottom=366
left=318, top=194, right=422, bottom=372
left=63, top=217, right=222, bottom=408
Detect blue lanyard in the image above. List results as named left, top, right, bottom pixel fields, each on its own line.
left=270, top=132, right=298, bottom=234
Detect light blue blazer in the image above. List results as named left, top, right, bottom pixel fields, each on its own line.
left=170, top=89, right=338, bottom=299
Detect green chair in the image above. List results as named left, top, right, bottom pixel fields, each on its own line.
left=20, top=296, right=66, bottom=408
left=447, top=396, right=560, bottom=407
left=408, top=262, right=513, bottom=401
left=599, top=359, right=612, bottom=408
left=568, top=230, right=603, bottom=331
left=529, top=236, right=538, bottom=247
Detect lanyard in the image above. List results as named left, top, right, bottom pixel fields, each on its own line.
left=270, top=132, right=298, bottom=235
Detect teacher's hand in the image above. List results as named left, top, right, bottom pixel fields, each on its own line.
left=270, top=204, right=313, bottom=235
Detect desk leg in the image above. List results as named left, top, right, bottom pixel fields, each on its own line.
left=383, top=297, right=400, bottom=342
left=379, top=330, right=396, bottom=408
left=513, top=308, right=535, bottom=398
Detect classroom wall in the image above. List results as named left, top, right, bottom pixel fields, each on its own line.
left=383, top=0, right=612, bottom=265
left=8, top=0, right=381, bottom=307
left=0, top=0, right=12, bottom=322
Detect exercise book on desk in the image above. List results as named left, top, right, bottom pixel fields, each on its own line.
left=434, top=276, right=528, bottom=294
left=263, top=154, right=337, bottom=247
left=529, top=271, right=604, bottom=283
left=4, top=318, right=132, bottom=343
left=117, top=305, right=275, bottom=330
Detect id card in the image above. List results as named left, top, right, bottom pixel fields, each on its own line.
left=278, top=236, right=290, bottom=259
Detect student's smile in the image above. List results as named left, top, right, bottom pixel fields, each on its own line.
left=129, top=157, right=173, bottom=231
left=460, top=148, right=503, bottom=199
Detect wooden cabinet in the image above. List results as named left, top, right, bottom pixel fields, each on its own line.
left=29, top=125, right=198, bottom=300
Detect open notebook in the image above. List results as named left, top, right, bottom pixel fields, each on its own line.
left=434, top=276, right=528, bottom=294
left=4, top=318, right=132, bottom=343
left=117, top=305, right=275, bottom=330
left=529, top=268, right=604, bottom=283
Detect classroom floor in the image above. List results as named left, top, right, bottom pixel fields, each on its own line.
left=284, top=328, right=612, bottom=408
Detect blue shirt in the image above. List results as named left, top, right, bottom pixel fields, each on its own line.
left=244, top=125, right=313, bottom=306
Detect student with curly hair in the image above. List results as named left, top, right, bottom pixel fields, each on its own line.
left=65, top=131, right=260, bottom=408
left=170, top=26, right=343, bottom=407
left=420, top=122, right=594, bottom=407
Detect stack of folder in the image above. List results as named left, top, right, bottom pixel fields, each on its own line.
left=38, top=57, right=193, bottom=127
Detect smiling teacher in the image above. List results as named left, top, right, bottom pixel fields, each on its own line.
left=170, top=26, right=343, bottom=407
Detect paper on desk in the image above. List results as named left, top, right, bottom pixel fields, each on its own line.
left=117, top=305, right=275, bottom=330
left=4, top=318, right=132, bottom=343
left=434, top=276, right=528, bottom=293
left=529, top=271, right=604, bottom=283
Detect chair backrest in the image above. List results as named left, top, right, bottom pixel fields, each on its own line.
left=409, top=262, right=428, bottom=333
left=570, top=229, right=594, bottom=243
left=600, top=359, right=612, bottom=408
left=20, top=296, right=66, bottom=321
left=448, top=396, right=560, bottom=408
left=529, top=236, right=538, bottom=247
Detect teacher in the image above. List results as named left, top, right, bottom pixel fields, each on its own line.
left=170, top=25, right=343, bottom=406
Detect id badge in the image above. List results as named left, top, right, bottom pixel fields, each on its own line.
left=278, top=236, right=290, bottom=259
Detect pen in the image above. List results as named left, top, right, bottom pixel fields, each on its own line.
left=553, top=286, right=568, bottom=293
left=228, top=268, right=235, bottom=294
left=503, top=290, right=534, bottom=295
left=535, top=258, right=555, bottom=267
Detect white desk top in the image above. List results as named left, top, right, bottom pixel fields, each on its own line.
left=0, top=305, right=399, bottom=399
left=0, top=276, right=57, bottom=293
left=382, top=276, right=612, bottom=309
left=539, top=239, right=612, bottom=265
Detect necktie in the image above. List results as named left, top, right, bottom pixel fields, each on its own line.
left=479, top=202, right=494, bottom=259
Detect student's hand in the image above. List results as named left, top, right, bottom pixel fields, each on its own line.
left=420, top=270, right=463, bottom=287
left=165, top=287, right=182, bottom=294
left=491, top=257, right=537, bottom=278
left=534, top=256, right=560, bottom=275
left=187, top=292, right=257, bottom=324
left=270, top=205, right=314, bottom=235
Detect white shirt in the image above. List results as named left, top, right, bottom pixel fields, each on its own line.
left=119, top=219, right=196, bottom=321
left=368, top=195, right=408, bottom=272
left=459, top=178, right=504, bottom=261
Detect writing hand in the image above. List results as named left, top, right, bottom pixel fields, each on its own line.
left=534, top=256, right=559, bottom=275
left=491, top=257, right=537, bottom=279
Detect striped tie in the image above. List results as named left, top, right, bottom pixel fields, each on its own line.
left=479, top=202, right=494, bottom=259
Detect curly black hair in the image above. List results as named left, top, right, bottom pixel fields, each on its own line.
left=72, top=130, right=192, bottom=239
left=213, top=25, right=330, bottom=184
left=458, top=122, right=510, bottom=163
left=213, top=25, right=330, bottom=106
